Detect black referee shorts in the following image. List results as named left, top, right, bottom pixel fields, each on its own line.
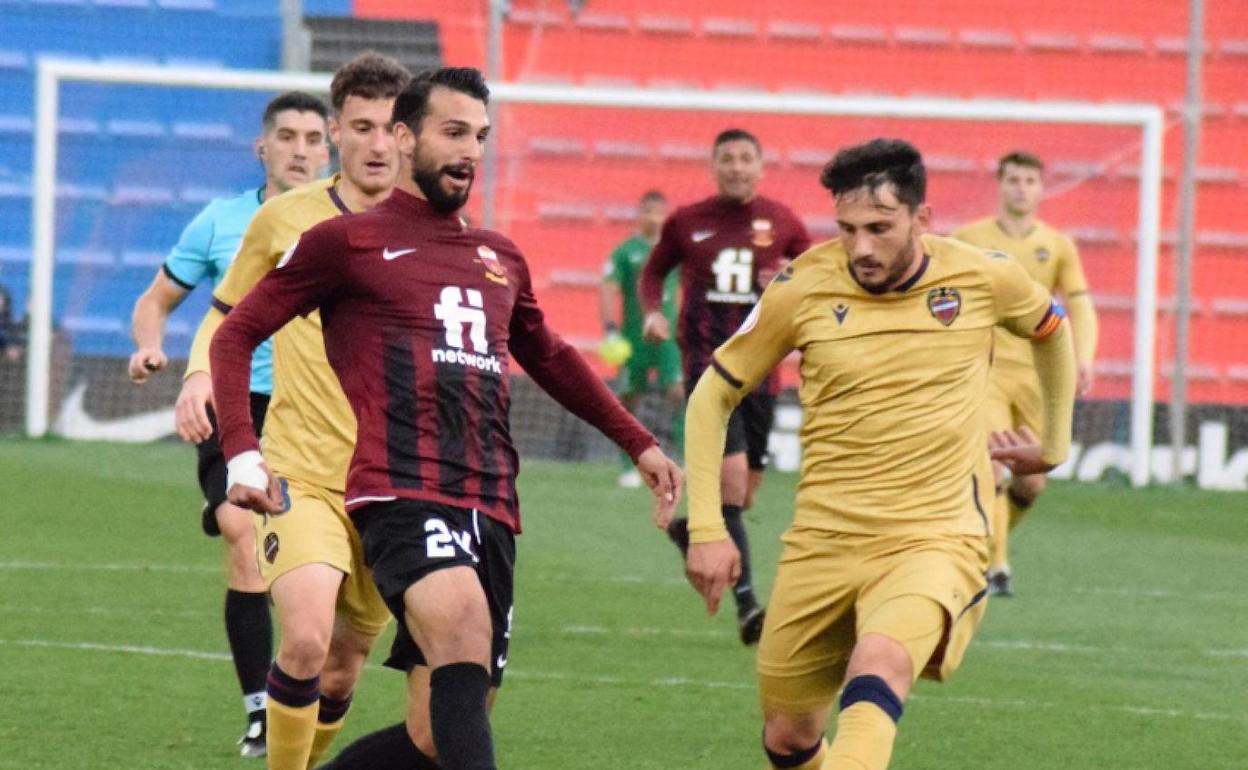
left=353, top=499, right=516, bottom=687
left=688, top=380, right=776, bottom=470
left=196, top=392, right=269, bottom=536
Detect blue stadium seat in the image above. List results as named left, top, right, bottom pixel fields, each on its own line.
left=303, top=0, right=351, bottom=14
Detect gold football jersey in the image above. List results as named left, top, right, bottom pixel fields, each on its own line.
left=206, top=175, right=355, bottom=491
left=700, top=234, right=1055, bottom=536
left=953, top=217, right=1089, bottom=375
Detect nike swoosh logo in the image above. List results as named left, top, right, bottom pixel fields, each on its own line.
left=691, top=231, right=715, bottom=243
left=383, top=247, right=418, bottom=261
left=496, top=653, right=507, bottom=668
left=54, top=382, right=176, bottom=442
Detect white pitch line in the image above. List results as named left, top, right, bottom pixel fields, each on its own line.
left=0, top=560, right=219, bottom=573
left=0, top=604, right=214, bottom=619
left=3, top=560, right=1244, bottom=604
left=1, top=637, right=1239, bottom=724
left=1, top=638, right=230, bottom=661
left=559, top=625, right=1247, bottom=660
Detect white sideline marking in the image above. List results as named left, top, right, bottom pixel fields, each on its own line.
left=0, top=637, right=1239, bottom=724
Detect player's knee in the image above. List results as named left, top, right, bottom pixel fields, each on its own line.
left=278, top=626, right=332, bottom=674
left=845, top=633, right=913, bottom=698
left=216, top=502, right=254, bottom=541
left=762, top=711, right=825, bottom=756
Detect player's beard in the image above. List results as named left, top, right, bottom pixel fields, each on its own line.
left=850, top=224, right=920, bottom=293
left=411, top=154, right=473, bottom=213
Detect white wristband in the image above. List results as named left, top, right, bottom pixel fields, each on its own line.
left=226, top=450, right=269, bottom=491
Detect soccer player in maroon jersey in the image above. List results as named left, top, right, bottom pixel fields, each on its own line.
left=640, top=128, right=811, bottom=645
left=209, top=68, right=682, bottom=770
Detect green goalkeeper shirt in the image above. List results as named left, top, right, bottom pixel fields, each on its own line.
left=605, top=234, right=678, bottom=342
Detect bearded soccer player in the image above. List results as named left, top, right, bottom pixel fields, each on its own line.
left=639, top=128, right=810, bottom=645
left=209, top=67, right=682, bottom=770
left=177, top=53, right=411, bottom=770
left=600, top=189, right=684, bottom=487
left=953, top=151, right=1098, bottom=597
left=683, top=139, right=1076, bottom=770
left=128, top=90, right=330, bottom=757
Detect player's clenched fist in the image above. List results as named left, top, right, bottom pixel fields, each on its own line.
left=225, top=450, right=286, bottom=514
left=128, top=347, right=167, bottom=384
left=641, top=310, right=670, bottom=343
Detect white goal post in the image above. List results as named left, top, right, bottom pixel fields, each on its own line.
left=29, top=58, right=1165, bottom=486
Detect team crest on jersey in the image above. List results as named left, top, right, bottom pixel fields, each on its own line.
left=833, top=303, right=850, bottom=325
left=263, top=532, right=279, bottom=564
left=927, top=288, right=962, bottom=326
left=477, top=245, right=508, bottom=285
left=751, top=219, right=774, bottom=247
left=1034, top=246, right=1051, bottom=262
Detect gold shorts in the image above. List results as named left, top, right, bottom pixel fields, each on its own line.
left=253, top=476, right=391, bottom=636
left=987, top=368, right=1042, bottom=435
left=756, top=527, right=989, bottom=714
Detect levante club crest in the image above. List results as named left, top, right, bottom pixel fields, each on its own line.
left=927, top=287, right=961, bottom=326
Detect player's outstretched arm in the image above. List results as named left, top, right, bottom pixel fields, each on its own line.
left=992, top=315, right=1076, bottom=476
left=990, top=256, right=1076, bottom=474
left=129, top=270, right=189, bottom=383
left=683, top=369, right=745, bottom=615
left=510, top=261, right=658, bottom=439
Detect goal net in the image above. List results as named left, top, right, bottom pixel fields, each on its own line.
left=16, top=60, right=1171, bottom=485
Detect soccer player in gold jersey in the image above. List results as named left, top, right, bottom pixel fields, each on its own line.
left=683, top=139, right=1077, bottom=770
left=174, top=53, right=411, bottom=770
left=953, top=151, right=1099, bottom=596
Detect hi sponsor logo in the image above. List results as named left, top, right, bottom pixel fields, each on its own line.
left=433, top=286, right=503, bottom=374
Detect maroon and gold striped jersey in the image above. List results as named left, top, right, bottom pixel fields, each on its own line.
left=212, top=189, right=655, bottom=532
left=639, top=194, right=810, bottom=390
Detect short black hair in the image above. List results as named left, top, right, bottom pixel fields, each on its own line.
left=392, top=67, right=490, bottom=131
left=639, top=189, right=666, bottom=205
left=261, top=91, right=328, bottom=131
left=329, top=52, right=412, bottom=113
left=820, top=138, right=926, bottom=210
left=997, top=150, right=1045, bottom=178
left=713, top=128, right=761, bottom=155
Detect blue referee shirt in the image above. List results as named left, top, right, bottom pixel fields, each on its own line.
left=162, top=187, right=273, bottom=395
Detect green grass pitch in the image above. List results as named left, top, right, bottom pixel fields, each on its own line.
left=1, top=438, right=1244, bottom=768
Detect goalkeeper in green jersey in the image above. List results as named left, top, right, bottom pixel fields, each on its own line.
left=600, top=190, right=684, bottom=487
